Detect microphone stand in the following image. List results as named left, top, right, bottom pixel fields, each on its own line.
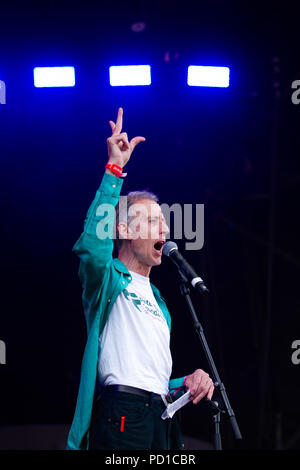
left=177, top=270, right=242, bottom=449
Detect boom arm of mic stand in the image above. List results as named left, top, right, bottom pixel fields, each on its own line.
left=177, top=270, right=242, bottom=443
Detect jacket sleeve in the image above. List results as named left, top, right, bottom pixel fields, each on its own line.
left=72, top=172, right=124, bottom=320
left=169, top=376, right=186, bottom=399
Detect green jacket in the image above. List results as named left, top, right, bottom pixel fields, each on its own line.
left=66, top=172, right=186, bottom=450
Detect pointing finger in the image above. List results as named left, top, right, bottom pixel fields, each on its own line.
left=114, top=107, right=123, bottom=134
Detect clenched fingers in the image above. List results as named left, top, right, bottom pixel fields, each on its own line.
left=192, top=377, right=214, bottom=404
left=207, top=383, right=215, bottom=401
left=187, top=369, right=215, bottom=405
left=107, top=133, right=130, bottom=150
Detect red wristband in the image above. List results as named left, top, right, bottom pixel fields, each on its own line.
left=105, top=163, right=125, bottom=177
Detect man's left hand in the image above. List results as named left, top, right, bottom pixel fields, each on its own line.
left=184, top=369, right=215, bottom=404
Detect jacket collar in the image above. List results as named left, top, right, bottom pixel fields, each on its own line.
left=113, top=258, right=131, bottom=275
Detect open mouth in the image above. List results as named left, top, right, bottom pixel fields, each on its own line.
left=154, top=240, right=165, bottom=252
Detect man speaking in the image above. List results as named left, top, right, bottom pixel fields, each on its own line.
left=67, top=108, right=214, bottom=450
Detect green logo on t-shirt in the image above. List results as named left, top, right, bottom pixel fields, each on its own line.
left=123, top=288, right=165, bottom=322
left=123, top=288, right=143, bottom=311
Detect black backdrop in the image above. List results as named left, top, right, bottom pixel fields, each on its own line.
left=0, top=1, right=299, bottom=450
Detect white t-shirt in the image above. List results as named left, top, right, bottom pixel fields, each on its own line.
left=98, top=270, right=172, bottom=395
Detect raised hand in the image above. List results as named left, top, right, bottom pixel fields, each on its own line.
left=107, top=107, right=146, bottom=168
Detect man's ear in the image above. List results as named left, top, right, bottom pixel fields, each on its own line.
left=117, top=222, right=133, bottom=241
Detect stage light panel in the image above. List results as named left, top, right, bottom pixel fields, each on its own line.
left=109, top=65, right=151, bottom=86
left=0, top=80, right=6, bottom=104
left=187, top=66, right=230, bottom=87
left=33, top=67, right=75, bottom=87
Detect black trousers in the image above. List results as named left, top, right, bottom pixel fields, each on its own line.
left=89, top=390, right=184, bottom=450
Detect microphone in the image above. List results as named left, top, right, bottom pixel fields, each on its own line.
left=162, top=241, right=209, bottom=294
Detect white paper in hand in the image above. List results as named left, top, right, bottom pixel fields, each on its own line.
left=161, top=391, right=192, bottom=420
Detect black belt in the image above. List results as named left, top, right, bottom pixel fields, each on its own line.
left=104, top=384, right=172, bottom=403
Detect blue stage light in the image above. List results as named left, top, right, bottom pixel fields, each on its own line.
left=33, top=67, right=75, bottom=87
left=187, top=66, right=230, bottom=87
left=0, top=80, right=6, bottom=104
left=109, top=65, right=151, bottom=86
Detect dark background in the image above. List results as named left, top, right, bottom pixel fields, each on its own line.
left=0, top=0, right=299, bottom=450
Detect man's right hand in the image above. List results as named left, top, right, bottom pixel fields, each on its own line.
left=106, top=107, right=146, bottom=169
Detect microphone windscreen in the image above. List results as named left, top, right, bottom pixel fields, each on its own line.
left=162, top=241, right=178, bottom=257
